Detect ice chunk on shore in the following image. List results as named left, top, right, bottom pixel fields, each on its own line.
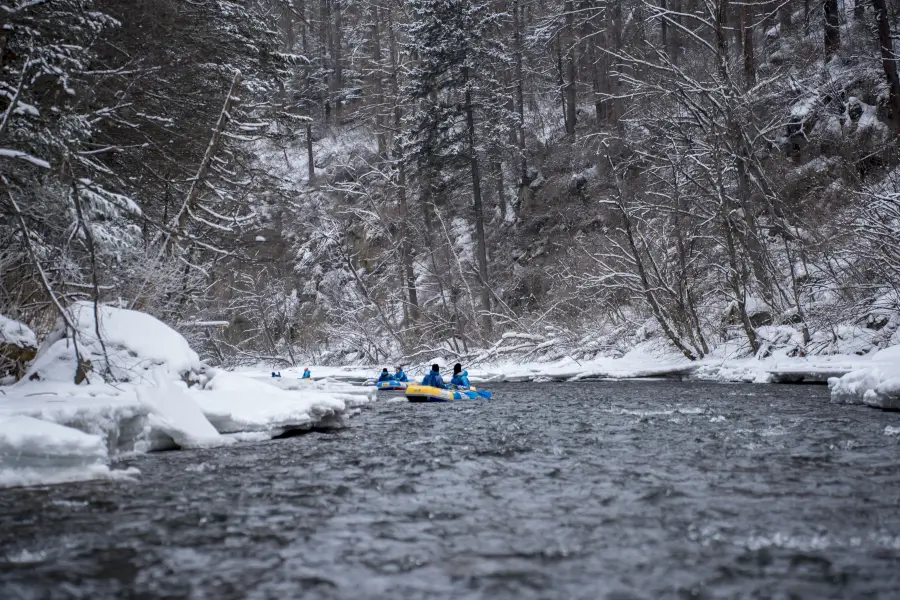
left=0, top=415, right=136, bottom=488
left=829, top=347, right=900, bottom=409
left=191, top=370, right=351, bottom=435
left=135, top=375, right=226, bottom=449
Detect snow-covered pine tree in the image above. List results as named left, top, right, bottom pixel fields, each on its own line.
left=402, top=0, right=516, bottom=337
left=0, top=1, right=139, bottom=331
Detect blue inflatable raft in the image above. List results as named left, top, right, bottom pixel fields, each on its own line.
left=376, top=380, right=409, bottom=391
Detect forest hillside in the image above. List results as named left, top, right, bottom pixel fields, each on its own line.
left=2, top=0, right=900, bottom=371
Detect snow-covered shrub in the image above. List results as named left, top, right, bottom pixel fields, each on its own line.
left=0, top=316, right=37, bottom=383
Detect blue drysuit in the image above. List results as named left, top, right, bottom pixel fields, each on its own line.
left=394, top=370, right=409, bottom=382
left=450, top=371, right=470, bottom=388
left=378, top=371, right=393, bottom=382
left=301, top=370, right=311, bottom=379
left=421, top=369, right=445, bottom=388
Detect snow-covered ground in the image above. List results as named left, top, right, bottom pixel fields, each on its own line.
left=0, top=307, right=375, bottom=489
left=239, top=338, right=886, bottom=389
left=829, top=346, right=900, bottom=410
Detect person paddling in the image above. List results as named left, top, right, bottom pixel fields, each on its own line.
left=394, top=366, right=408, bottom=382
left=377, top=368, right=393, bottom=382
left=421, top=364, right=446, bottom=388
left=450, top=363, right=470, bottom=388
left=301, top=368, right=311, bottom=379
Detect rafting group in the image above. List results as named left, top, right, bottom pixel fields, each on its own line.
left=372, top=363, right=491, bottom=402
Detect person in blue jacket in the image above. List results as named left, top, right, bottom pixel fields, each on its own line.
left=302, top=368, right=311, bottom=379
left=450, top=363, right=470, bottom=388
left=377, top=368, right=393, bottom=382
left=421, top=364, right=445, bottom=388
left=394, top=366, right=408, bottom=382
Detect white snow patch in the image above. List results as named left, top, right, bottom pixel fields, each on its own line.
left=829, top=346, right=900, bottom=409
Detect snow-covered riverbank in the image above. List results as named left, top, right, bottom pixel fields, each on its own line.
left=244, top=340, right=897, bottom=412
left=3, top=302, right=897, bottom=490
left=253, top=344, right=874, bottom=386
left=0, top=304, right=374, bottom=489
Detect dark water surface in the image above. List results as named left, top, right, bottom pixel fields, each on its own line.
left=2, top=381, right=900, bottom=599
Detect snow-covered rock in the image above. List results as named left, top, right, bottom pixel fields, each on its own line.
left=829, top=346, right=900, bottom=409
left=27, top=301, right=202, bottom=384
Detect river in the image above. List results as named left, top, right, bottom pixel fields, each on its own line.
left=2, top=381, right=899, bottom=599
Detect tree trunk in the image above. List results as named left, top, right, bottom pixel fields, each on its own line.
left=673, top=0, right=683, bottom=62
left=390, top=6, right=418, bottom=318
left=564, top=0, right=578, bottom=136
left=661, top=0, right=670, bottom=56
left=513, top=0, right=528, bottom=187
left=855, top=0, right=866, bottom=20
left=464, top=71, right=492, bottom=334
left=371, top=3, right=386, bottom=155
left=804, top=0, right=810, bottom=35
left=169, top=70, right=241, bottom=253
left=321, top=0, right=332, bottom=122
left=397, top=160, right=419, bottom=320
left=306, top=121, right=315, bottom=182
left=780, top=0, right=793, bottom=30
left=610, top=0, right=624, bottom=126
left=333, top=0, right=343, bottom=119
left=742, top=3, right=756, bottom=88
left=556, top=35, right=567, bottom=133
left=824, top=0, right=840, bottom=60
left=495, top=160, right=506, bottom=222
left=300, top=0, right=308, bottom=54
left=873, top=0, right=900, bottom=127
left=283, top=3, right=295, bottom=50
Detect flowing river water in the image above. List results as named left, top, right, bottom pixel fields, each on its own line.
left=2, top=381, right=900, bottom=599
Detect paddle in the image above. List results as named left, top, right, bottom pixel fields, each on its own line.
left=450, top=385, right=491, bottom=399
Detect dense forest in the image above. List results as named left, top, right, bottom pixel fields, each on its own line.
left=2, top=0, right=900, bottom=370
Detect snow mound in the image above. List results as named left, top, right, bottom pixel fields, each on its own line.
left=0, top=415, right=137, bottom=489
left=27, top=302, right=201, bottom=384
left=829, top=346, right=900, bottom=409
